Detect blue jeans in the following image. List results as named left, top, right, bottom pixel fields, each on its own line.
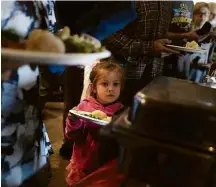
left=177, top=54, right=191, bottom=78
left=188, top=68, right=207, bottom=83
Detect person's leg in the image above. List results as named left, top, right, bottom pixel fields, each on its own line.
left=39, top=65, right=52, bottom=110
left=184, top=54, right=191, bottom=79
left=188, top=68, right=196, bottom=81
left=177, top=55, right=185, bottom=73
left=195, top=69, right=204, bottom=83
left=120, top=62, right=154, bottom=107
left=60, top=66, right=84, bottom=159
left=120, top=79, right=139, bottom=107
left=171, top=55, right=179, bottom=78
left=63, top=67, right=84, bottom=134
left=163, top=55, right=174, bottom=77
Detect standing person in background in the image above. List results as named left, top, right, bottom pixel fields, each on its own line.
left=208, top=2, right=216, bottom=74
left=192, top=2, right=211, bottom=30
left=1, top=1, right=58, bottom=186
left=187, top=2, right=212, bottom=83
left=103, top=1, right=197, bottom=106
left=209, top=2, right=216, bottom=28
left=164, top=0, right=197, bottom=78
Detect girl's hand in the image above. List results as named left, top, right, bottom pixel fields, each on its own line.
left=68, top=112, right=79, bottom=122
left=68, top=107, right=79, bottom=122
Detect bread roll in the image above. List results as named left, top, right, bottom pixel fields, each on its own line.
left=26, top=29, right=65, bottom=53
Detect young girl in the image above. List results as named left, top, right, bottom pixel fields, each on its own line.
left=65, top=61, right=125, bottom=186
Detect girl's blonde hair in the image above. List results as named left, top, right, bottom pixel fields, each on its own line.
left=89, top=60, right=124, bottom=96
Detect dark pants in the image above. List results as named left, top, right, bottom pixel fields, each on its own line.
left=120, top=63, right=153, bottom=107
left=60, top=67, right=84, bottom=159
left=63, top=67, right=84, bottom=136
left=163, top=54, right=187, bottom=79
left=39, top=65, right=64, bottom=109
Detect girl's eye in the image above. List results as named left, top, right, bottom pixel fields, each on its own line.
left=102, top=82, right=108, bottom=86
left=113, top=82, right=120, bottom=86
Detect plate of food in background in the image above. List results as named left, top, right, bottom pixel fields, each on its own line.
left=1, top=27, right=111, bottom=66
left=166, top=41, right=208, bottom=54
left=69, top=109, right=112, bottom=126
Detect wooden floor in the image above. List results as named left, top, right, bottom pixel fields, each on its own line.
left=43, top=102, right=68, bottom=187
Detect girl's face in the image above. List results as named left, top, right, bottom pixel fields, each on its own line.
left=93, top=70, right=121, bottom=105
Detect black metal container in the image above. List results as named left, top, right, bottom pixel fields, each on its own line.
left=102, top=77, right=216, bottom=187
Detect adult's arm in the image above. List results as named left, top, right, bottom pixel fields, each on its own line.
left=166, top=31, right=198, bottom=41
left=104, top=33, right=179, bottom=61
left=104, top=32, right=154, bottom=61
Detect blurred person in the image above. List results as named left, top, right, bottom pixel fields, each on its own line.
left=2, top=0, right=104, bottom=186
left=208, top=2, right=216, bottom=28
left=187, top=2, right=212, bottom=83
left=1, top=1, right=57, bottom=186
left=192, top=2, right=210, bottom=30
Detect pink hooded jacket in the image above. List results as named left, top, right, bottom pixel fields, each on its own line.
left=65, top=97, right=123, bottom=186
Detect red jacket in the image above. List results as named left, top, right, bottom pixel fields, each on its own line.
left=65, top=97, right=123, bottom=186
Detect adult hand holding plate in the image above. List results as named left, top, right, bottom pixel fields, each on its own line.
left=165, top=40, right=208, bottom=54
left=153, top=39, right=180, bottom=55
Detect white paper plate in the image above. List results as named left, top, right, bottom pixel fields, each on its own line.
left=1, top=48, right=111, bottom=66
left=166, top=44, right=207, bottom=54
left=69, top=109, right=110, bottom=126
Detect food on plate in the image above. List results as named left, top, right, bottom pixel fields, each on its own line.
left=26, top=29, right=65, bottom=53
left=57, top=26, right=104, bottom=53
left=2, top=26, right=104, bottom=53
left=103, top=116, right=112, bottom=122
left=64, top=34, right=104, bottom=53
left=83, top=110, right=112, bottom=122
left=185, top=41, right=200, bottom=49
left=56, top=26, right=70, bottom=41
left=91, top=110, right=107, bottom=119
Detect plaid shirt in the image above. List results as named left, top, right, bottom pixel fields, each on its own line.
left=103, top=1, right=171, bottom=79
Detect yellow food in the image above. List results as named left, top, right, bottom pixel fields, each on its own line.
left=103, top=116, right=112, bottom=122
left=91, top=110, right=107, bottom=120
left=185, top=41, right=200, bottom=49
left=56, top=26, right=71, bottom=41
left=88, top=110, right=112, bottom=122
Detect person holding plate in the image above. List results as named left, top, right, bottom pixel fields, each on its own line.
left=1, top=1, right=61, bottom=186
left=65, top=61, right=124, bottom=186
